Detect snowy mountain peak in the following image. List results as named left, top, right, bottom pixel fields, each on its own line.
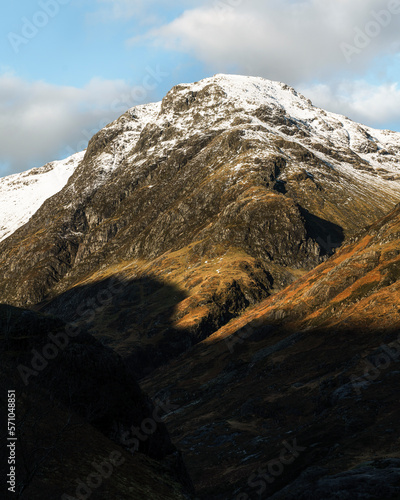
left=137, top=73, right=398, bottom=162
left=159, top=73, right=313, bottom=120
left=182, top=73, right=311, bottom=107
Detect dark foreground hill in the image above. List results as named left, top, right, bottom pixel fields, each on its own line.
left=0, top=304, right=193, bottom=499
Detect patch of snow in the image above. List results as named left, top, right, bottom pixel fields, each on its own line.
left=0, top=151, right=84, bottom=242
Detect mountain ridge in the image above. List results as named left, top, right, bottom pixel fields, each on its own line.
left=2, top=74, right=400, bottom=244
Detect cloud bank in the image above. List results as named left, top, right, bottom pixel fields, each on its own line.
left=300, top=80, right=400, bottom=129
left=144, top=0, right=400, bottom=82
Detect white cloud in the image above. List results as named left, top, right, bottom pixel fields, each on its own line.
left=0, top=73, right=151, bottom=176
left=140, top=0, right=400, bottom=84
left=299, top=80, right=400, bottom=129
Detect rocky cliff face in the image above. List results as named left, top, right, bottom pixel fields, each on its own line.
left=1, top=74, right=400, bottom=377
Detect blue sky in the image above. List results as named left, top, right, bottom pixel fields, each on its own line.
left=1, top=0, right=400, bottom=176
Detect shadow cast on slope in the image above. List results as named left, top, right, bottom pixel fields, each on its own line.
left=299, top=206, right=344, bottom=255
left=140, top=309, right=400, bottom=499
left=38, top=275, right=195, bottom=379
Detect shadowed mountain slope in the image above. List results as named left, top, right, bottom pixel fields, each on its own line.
left=141, top=202, right=400, bottom=498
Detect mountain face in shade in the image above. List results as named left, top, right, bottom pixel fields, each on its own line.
left=1, top=74, right=400, bottom=378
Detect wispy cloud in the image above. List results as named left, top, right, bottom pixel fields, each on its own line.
left=89, top=0, right=197, bottom=24
left=89, top=0, right=151, bottom=22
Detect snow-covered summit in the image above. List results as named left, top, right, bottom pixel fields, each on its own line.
left=155, top=73, right=400, bottom=195
left=168, top=73, right=400, bottom=153
left=186, top=73, right=313, bottom=111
